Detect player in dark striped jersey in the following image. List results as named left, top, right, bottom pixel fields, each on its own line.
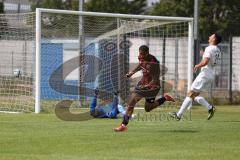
left=114, top=45, right=174, bottom=132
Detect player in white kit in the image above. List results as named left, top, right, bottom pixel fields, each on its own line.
left=169, top=33, right=222, bottom=120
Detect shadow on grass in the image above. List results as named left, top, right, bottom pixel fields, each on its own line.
left=216, top=120, right=240, bottom=123
left=158, top=129, right=199, bottom=133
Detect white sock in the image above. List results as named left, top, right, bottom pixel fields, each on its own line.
left=177, top=97, right=192, bottom=117
left=194, top=96, right=212, bottom=110
left=187, top=101, right=193, bottom=110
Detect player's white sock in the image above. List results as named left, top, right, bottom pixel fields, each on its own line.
left=194, top=96, right=212, bottom=110
left=177, top=97, right=192, bottom=117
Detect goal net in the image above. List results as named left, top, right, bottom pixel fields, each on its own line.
left=0, top=9, right=193, bottom=113
left=0, top=13, right=35, bottom=112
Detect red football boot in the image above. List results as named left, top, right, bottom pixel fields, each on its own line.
left=113, top=124, right=128, bottom=132
left=164, top=94, right=175, bottom=102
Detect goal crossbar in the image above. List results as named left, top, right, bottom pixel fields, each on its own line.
left=36, top=8, right=193, bottom=22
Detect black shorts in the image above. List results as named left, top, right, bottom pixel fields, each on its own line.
left=134, top=85, right=160, bottom=103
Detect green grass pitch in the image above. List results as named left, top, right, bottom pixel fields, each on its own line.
left=0, top=105, right=240, bottom=160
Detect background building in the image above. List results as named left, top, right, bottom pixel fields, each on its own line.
left=0, top=0, right=31, bottom=13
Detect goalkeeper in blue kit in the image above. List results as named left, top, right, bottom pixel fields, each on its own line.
left=90, top=89, right=126, bottom=119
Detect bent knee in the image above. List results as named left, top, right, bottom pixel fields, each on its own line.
left=128, top=94, right=142, bottom=106
left=187, top=91, right=200, bottom=99
left=145, top=107, right=151, bottom=112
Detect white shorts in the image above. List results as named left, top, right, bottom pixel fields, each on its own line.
left=191, top=71, right=214, bottom=93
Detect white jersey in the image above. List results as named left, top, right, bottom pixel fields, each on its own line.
left=191, top=45, right=221, bottom=92
left=201, top=45, right=221, bottom=75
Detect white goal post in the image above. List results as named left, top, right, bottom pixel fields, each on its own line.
left=0, top=8, right=193, bottom=113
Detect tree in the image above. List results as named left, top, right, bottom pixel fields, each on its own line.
left=0, top=2, right=6, bottom=39
left=31, top=0, right=78, bottom=11
left=31, top=0, right=64, bottom=11
left=199, top=0, right=240, bottom=40
left=0, top=1, right=4, bottom=13
left=85, top=0, right=146, bottom=14
left=31, top=0, right=146, bottom=13
left=150, top=0, right=240, bottom=42
left=63, top=0, right=78, bottom=11
left=149, top=0, right=194, bottom=17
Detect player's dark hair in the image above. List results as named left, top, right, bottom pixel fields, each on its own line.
left=139, top=45, right=149, bottom=53
left=214, top=33, right=222, bottom=44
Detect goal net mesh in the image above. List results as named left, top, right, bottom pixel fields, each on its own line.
left=0, top=11, right=190, bottom=112
left=0, top=13, right=35, bottom=112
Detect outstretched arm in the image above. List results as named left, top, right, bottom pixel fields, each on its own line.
left=126, top=64, right=141, bottom=78
left=193, top=57, right=210, bottom=72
